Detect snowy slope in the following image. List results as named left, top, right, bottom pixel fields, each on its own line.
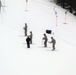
left=0, top=0, right=76, bottom=75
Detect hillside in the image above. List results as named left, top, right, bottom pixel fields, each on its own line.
left=0, top=0, right=76, bottom=75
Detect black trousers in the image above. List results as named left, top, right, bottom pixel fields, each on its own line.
left=27, top=43, right=30, bottom=48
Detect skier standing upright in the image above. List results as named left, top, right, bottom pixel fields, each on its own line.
left=29, top=31, right=33, bottom=44
left=49, top=37, right=56, bottom=51
left=42, top=34, right=48, bottom=47
left=26, top=36, right=31, bottom=48
left=23, top=23, right=28, bottom=36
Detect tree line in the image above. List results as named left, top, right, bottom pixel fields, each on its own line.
left=54, top=0, right=76, bottom=16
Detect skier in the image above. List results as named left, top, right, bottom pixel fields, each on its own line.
left=49, top=37, right=56, bottom=51
left=23, top=23, right=28, bottom=36
left=42, top=34, right=48, bottom=47
left=26, top=36, right=31, bottom=48
left=29, top=31, right=33, bottom=44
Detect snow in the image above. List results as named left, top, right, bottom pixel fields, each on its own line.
left=0, top=0, right=76, bottom=75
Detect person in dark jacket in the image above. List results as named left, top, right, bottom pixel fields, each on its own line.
left=26, top=36, right=31, bottom=48
left=42, top=34, right=48, bottom=47
left=23, top=23, right=28, bottom=36
left=49, top=37, right=56, bottom=50
left=29, top=31, right=33, bottom=44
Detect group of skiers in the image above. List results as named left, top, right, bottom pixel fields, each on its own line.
left=42, top=34, right=56, bottom=51
left=23, top=23, right=56, bottom=51
left=23, top=23, right=33, bottom=48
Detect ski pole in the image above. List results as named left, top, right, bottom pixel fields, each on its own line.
left=42, top=39, right=43, bottom=46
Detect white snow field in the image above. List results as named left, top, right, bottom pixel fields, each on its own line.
left=0, top=0, right=76, bottom=75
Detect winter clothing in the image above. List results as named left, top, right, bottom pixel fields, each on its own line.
left=29, top=31, right=33, bottom=44
left=26, top=36, right=31, bottom=48
left=43, top=34, right=48, bottom=47
left=23, top=23, right=28, bottom=36
left=50, top=37, right=56, bottom=50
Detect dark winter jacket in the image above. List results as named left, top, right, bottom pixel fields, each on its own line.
left=43, top=35, right=48, bottom=42
left=50, top=38, right=56, bottom=45
left=26, top=37, right=31, bottom=44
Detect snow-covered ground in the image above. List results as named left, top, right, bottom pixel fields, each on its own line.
left=0, top=0, right=76, bottom=75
